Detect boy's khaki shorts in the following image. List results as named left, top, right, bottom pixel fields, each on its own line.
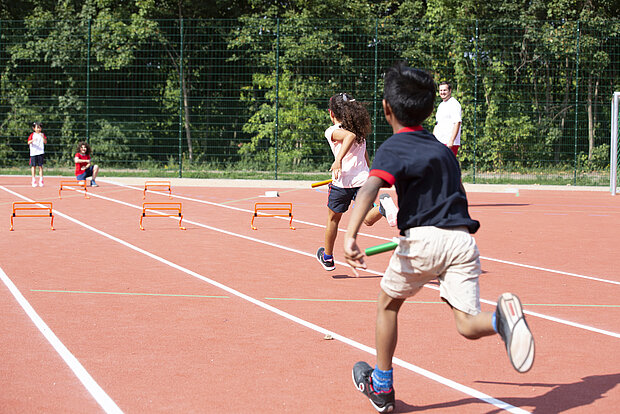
left=380, top=226, right=482, bottom=315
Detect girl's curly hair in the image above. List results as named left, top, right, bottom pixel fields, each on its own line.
left=328, top=93, right=371, bottom=144
left=76, top=141, right=92, bottom=157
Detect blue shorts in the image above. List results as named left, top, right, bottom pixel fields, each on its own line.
left=327, top=184, right=360, bottom=213
left=76, top=166, right=94, bottom=180
left=29, top=154, right=45, bottom=167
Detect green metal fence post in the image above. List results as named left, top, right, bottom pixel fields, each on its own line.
left=573, top=21, right=581, bottom=186
left=473, top=19, right=479, bottom=184
left=274, top=18, right=280, bottom=180
left=372, top=18, right=379, bottom=155
left=178, top=18, right=184, bottom=178
left=86, top=19, right=91, bottom=144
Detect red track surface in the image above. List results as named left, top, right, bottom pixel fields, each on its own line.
left=1, top=176, right=618, bottom=413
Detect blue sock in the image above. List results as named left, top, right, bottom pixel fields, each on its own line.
left=492, top=311, right=498, bottom=333
left=371, top=367, right=393, bottom=392
left=323, top=253, right=333, bottom=261
left=378, top=203, right=386, bottom=217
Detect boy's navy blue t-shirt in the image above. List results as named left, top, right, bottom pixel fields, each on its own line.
left=369, top=126, right=480, bottom=235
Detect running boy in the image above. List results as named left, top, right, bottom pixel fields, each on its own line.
left=344, top=63, right=534, bottom=412
left=74, top=141, right=100, bottom=187
left=316, top=92, right=398, bottom=272
left=27, top=122, right=47, bottom=187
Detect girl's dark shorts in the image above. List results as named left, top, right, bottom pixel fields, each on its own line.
left=327, top=183, right=360, bottom=213
left=29, top=154, right=45, bottom=167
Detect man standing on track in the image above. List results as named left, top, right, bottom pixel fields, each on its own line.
left=433, top=81, right=461, bottom=157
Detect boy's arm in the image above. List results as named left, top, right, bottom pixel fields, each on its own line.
left=330, top=129, right=356, bottom=180
left=343, top=176, right=384, bottom=272
left=42, top=134, right=48, bottom=144
left=27, top=133, right=34, bottom=145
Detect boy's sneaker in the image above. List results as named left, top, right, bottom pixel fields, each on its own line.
left=352, top=361, right=395, bottom=413
left=379, top=194, right=398, bottom=227
left=90, top=180, right=99, bottom=187
left=316, top=247, right=335, bottom=271
left=496, top=293, right=535, bottom=373
left=31, top=179, right=37, bottom=188
left=39, top=179, right=44, bottom=187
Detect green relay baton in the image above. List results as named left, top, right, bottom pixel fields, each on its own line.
left=365, top=241, right=398, bottom=256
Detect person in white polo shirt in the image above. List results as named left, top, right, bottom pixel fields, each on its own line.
left=433, top=81, right=461, bottom=157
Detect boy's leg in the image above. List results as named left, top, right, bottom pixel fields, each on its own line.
left=450, top=295, right=534, bottom=373
left=38, top=166, right=44, bottom=186
left=375, top=290, right=405, bottom=370
left=92, top=165, right=99, bottom=180
left=450, top=306, right=495, bottom=339
left=352, top=289, right=402, bottom=413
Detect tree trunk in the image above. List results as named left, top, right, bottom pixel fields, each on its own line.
left=179, top=1, right=192, bottom=160
left=587, top=75, right=599, bottom=161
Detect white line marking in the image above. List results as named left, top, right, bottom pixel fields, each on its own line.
left=0, top=265, right=123, bottom=414
left=0, top=185, right=528, bottom=413
left=479, top=257, right=620, bottom=286
left=89, top=183, right=620, bottom=338
left=103, top=179, right=620, bottom=286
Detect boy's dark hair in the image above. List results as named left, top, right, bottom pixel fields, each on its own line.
left=32, top=122, right=42, bottom=128
left=383, top=62, right=436, bottom=127
left=328, top=93, right=371, bottom=144
left=76, top=141, right=92, bottom=157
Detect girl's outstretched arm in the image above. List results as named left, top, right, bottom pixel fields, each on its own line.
left=330, top=128, right=356, bottom=180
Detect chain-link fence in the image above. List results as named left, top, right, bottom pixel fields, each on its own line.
left=1, top=18, right=619, bottom=185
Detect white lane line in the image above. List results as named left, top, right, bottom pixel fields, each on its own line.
left=479, top=257, right=620, bottom=286
left=1, top=187, right=124, bottom=413
left=86, top=183, right=620, bottom=339
left=0, top=268, right=123, bottom=414
left=1, top=185, right=528, bottom=414
left=103, top=179, right=620, bottom=286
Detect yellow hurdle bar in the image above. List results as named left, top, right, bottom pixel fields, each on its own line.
left=143, top=180, right=172, bottom=200
left=140, top=202, right=186, bottom=230
left=251, top=202, right=295, bottom=230
left=11, top=202, right=54, bottom=231
left=59, top=180, right=89, bottom=199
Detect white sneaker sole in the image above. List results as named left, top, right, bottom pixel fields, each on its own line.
left=498, top=293, right=535, bottom=373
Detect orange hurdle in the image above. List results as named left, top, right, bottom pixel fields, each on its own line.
left=143, top=180, right=172, bottom=199
left=10, top=202, right=54, bottom=231
left=59, top=180, right=89, bottom=199
left=140, top=202, right=186, bottom=230
left=251, top=202, right=295, bottom=230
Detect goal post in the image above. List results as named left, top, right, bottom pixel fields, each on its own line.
left=611, top=92, right=620, bottom=195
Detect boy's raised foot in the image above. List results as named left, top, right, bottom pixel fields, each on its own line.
left=316, top=247, right=335, bottom=271
left=496, top=293, right=535, bottom=373
left=352, top=361, right=395, bottom=413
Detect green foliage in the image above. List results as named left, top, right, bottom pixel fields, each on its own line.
left=0, top=1, right=618, bottom=185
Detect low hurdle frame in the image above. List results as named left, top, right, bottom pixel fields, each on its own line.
left=140, top=202, right=186, bottom=230
left=143, top=181, right=172, bottom=200
left=251, top=202, right=295, bottom=230
left=59, top=180, right=89, bottom=199
left=10, top=202, right=54, bottom=231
